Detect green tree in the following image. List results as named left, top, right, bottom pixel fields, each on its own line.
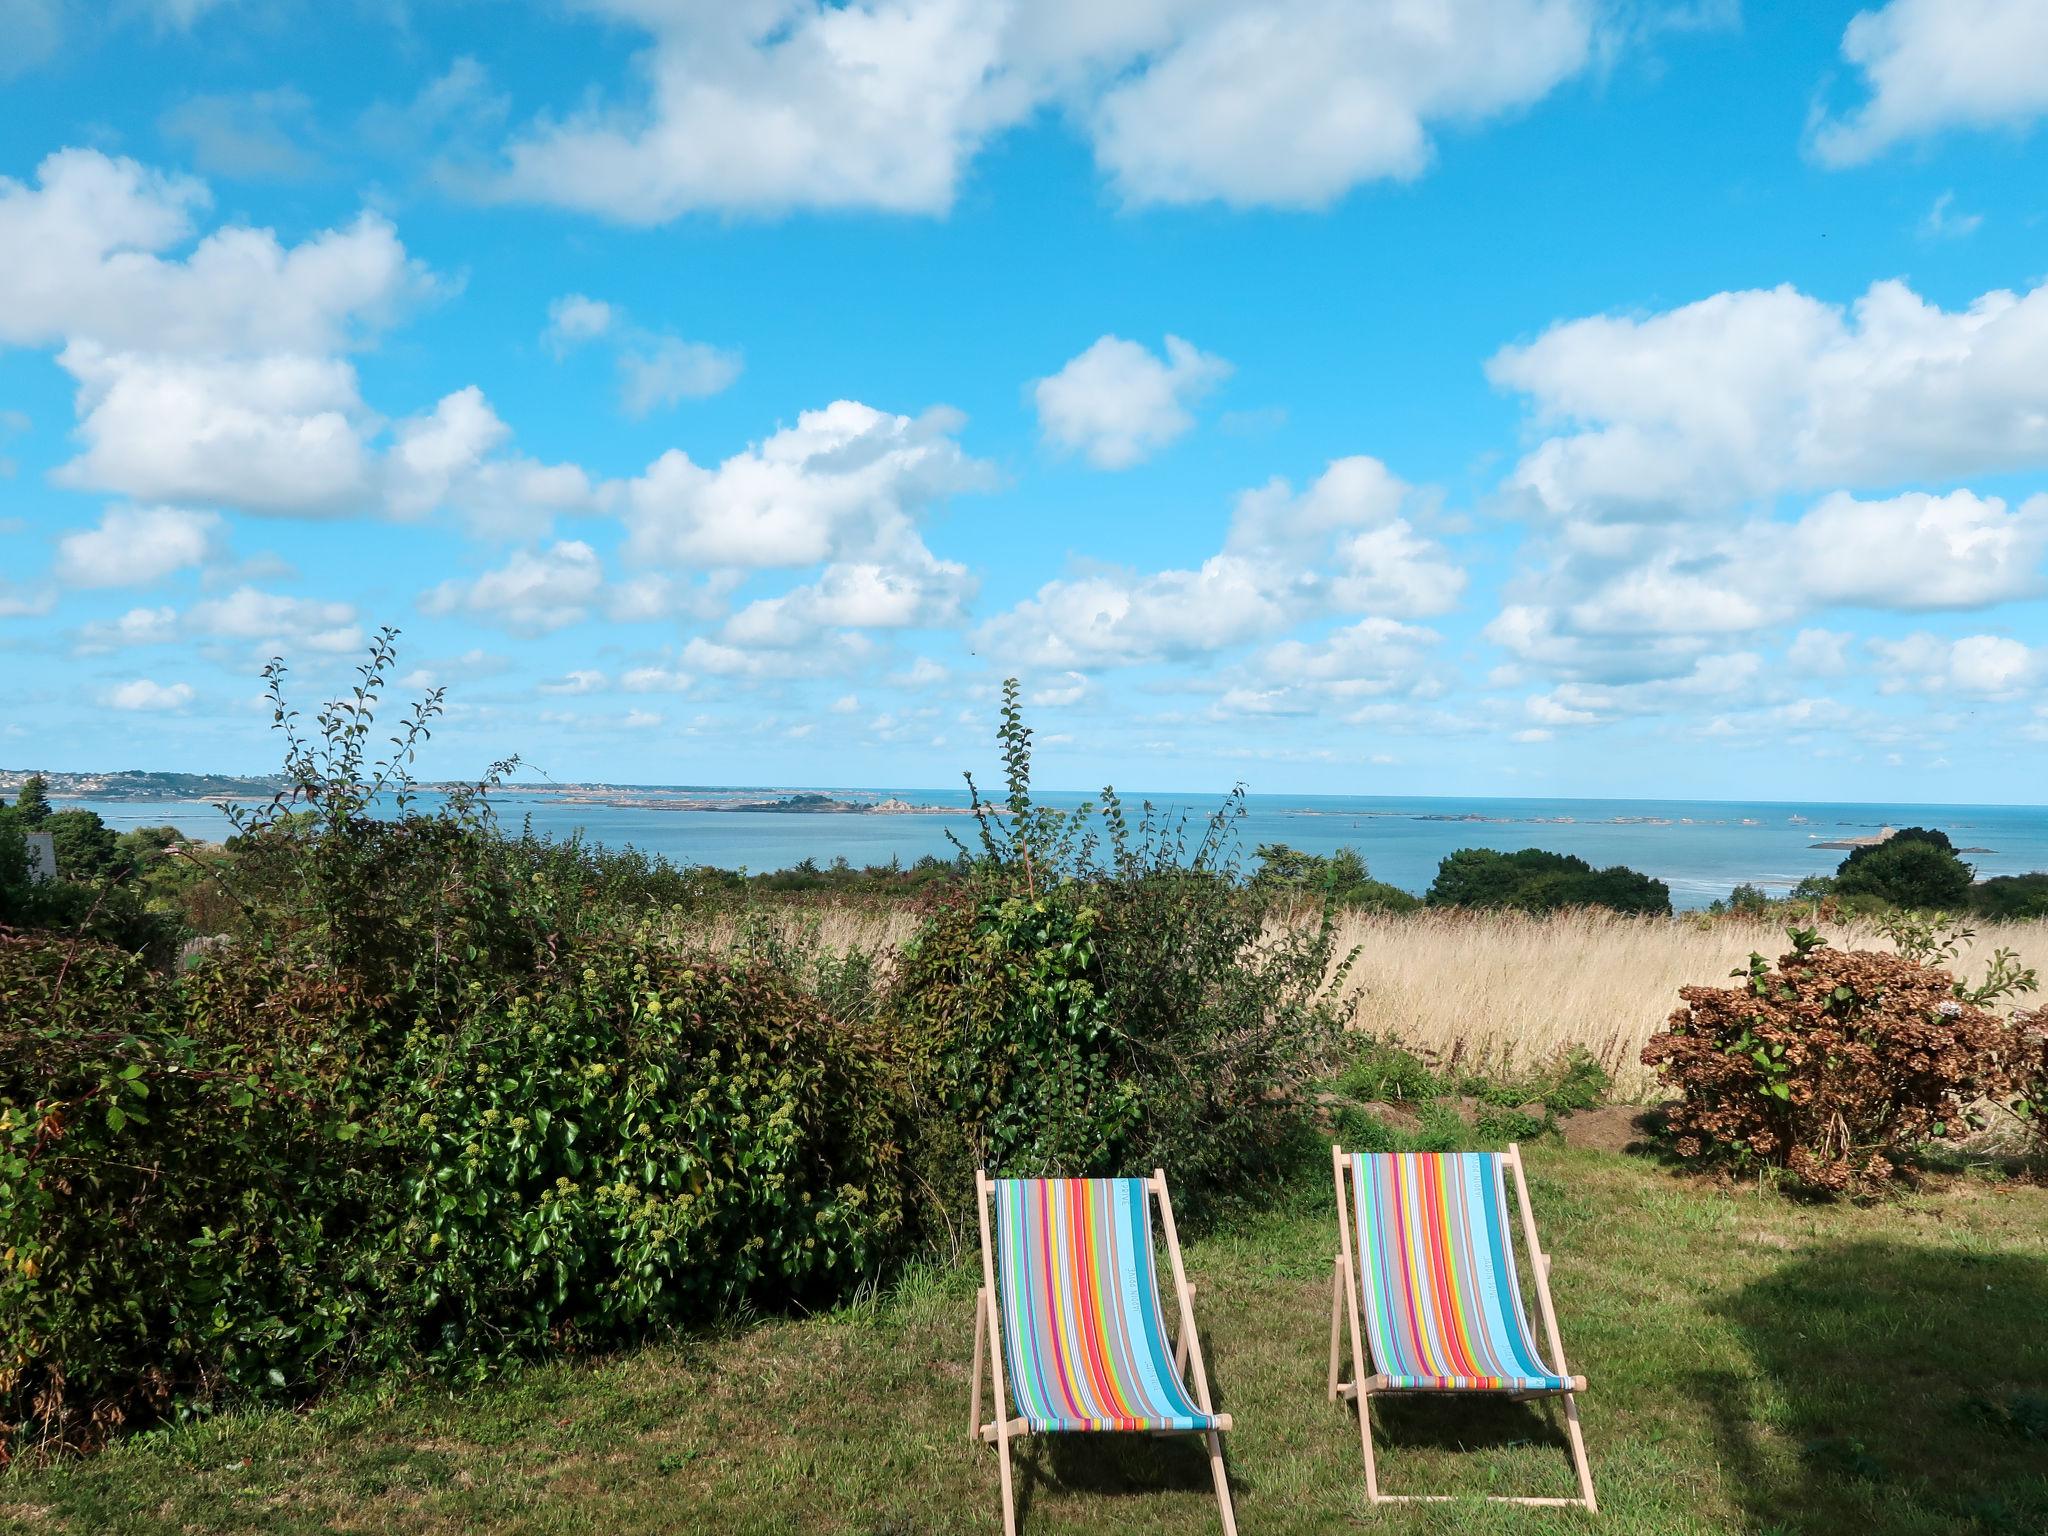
left=14, top=773, right=51, bottom=824
left=1833, top=835, right=1973, bottom=910
left=1426, top=846, right=1670, bottom=916
left=1970, top=873, right=2048, bottom=920
left=44, top=808, right=124, bottom=882
left=1250, top=843, right=1419, bottom=911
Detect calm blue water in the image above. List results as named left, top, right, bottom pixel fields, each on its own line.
left=58, top=788, right=2048, bottom=911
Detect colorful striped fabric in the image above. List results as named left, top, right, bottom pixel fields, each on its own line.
left=992, top=1178, right=1217, bottom=1433
left=1349, top=1152, right=1571, bottom=1393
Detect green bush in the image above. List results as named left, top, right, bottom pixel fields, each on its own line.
left=1426, top=846, right=1671, bottom=916
left=1250, top=844, right=1420, bottom=912
left=893, top=683, right=1355, bottom=1230
left=1, top=923, right=911, bottom=1456
left=1833, top=829, right=1974, bottom=911
left=1972, top=873, right=2048, bottom=921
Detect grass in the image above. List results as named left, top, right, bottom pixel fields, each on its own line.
left=1324, top=909, right=2048, bottom=1098
left=10, top=1144, right=2046, bottom=1536
left=715, top=904, right=2048, bottom=1100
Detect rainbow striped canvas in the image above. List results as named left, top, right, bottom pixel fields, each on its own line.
left=991, top=1178, right=1218, bottom=1433
left=1349, top=1152, right=1571, bottom=1393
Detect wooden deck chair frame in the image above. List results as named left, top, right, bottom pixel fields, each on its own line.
left=969, top=1168, right=1238, bottom=1536
left=1326, top=1142, right=1597, bottom=1512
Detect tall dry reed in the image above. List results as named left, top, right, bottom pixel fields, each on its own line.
left=698, top=900, right=2048, bottom=1102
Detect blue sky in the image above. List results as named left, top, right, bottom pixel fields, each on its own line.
left=4, top=0, right=2048, bottom=801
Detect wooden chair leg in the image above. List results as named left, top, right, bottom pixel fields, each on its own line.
left=1327, top=1256, right=1344, bottom=1401
left=1561, top=1390, right=1597, bottom=1512
left=969, top=1286, right=987, bottom=1444
left=1357, top=1381, right=1381, bottom=1504
left=1204, top=1427, right=1238, bottom=1536
left=996, top=1428, right=1018, bottom=1536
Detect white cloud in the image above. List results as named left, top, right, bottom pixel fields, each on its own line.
left=1920, top=191, right=1982, bottom=240
left=0, top=1, right=63, bottom=81
left=1811, top=0, right=2048, bottom=166
left=543, top=293, right=616, bottom=353
left=0, top=577, right=56, bottom=617
left=1488, top=278, right=2048, bottom=521
left=539, top=669, right=608, bottom=695
left=188, top=586, right=362, bottom=654
left=622, top=708, right=663, bottom=729
left=1787, top=627, right=1853, bottom=676
left=723, top=550, right=975, bottom=647
left=621, top=399, right=991, bottom=568
left=981, top=454, right=1462, bottom=668
left=55, top=506, right=221, bottom=588
left=1219, top=617, right=1446, bottom=716
left=52, top=345, right=377, bottom=515
left=103, top=677, right=195, bottom=710
left=618, top=335, right=744, bottom=415
left=1085, top=0, right=1594, bottom=207
left=1790, top=489, right=2048, bottom=609
left=619, top=665, right=693, bottom=693
left=1033, top=334, right=1230, bottom=469
left=386, top=387, right=598, bottom=536
left=421, top=540, right=604, bottom=635
left=490, top=1, right=1602, bottom=220
left=1872, top=631, right=2042, bottom=697
left=76, top=604, right=180, bottom=653
left=0, top=149, right=429, bottom=355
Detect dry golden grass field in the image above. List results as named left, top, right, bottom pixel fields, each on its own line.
left=729, top=904, right=2048, bottom=1101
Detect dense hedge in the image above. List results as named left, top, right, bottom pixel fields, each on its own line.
left=1, top=928, right=910, bottom=1455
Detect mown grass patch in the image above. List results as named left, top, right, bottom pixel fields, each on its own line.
left=9, top=1146, right=2046, bottom=1535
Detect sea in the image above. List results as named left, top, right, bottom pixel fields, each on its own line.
left=54, top=788, right=2048, bottom=913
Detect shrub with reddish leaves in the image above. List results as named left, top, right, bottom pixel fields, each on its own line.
left=1642, top=930, right=2032, bottom=1195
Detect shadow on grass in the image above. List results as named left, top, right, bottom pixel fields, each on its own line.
left=1711, top=1240, right=2048, bottom=1536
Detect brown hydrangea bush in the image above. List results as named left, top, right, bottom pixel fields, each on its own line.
left=1642, top=931, right=2032, bottom=1194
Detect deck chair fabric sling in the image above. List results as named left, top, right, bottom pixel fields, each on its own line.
left=970, top=1171, right=1237, bottom=1536
left=1327, top=1143, right=1597, bottom=1511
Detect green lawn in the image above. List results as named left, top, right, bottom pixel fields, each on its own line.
left=8, top=1146, right=2046, bottom=1535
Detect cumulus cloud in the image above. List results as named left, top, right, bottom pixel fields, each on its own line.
left=385, top=387, right=598, bottom=536
left=542, top=293, right=616, bottom=353
left=543, top=292, right=740, bottom=414
left=103, top=677, right=194, bottom=710
left=981, top=455, right=1463, bottom=668
left=53, top=346, right=376, bottom=515
left=188, top=586, right=362, bottom=654
left=621, top=400, right=991, bottom=568
left=723, top=550, right=975, bottom=647
left=0, top=149, right=430, bottom=354
left=1487, top=277, right=2048, bottom=522
left=421, top=540, right=605, bottom=635
left=76, top=605, right=181, bottom=653
left=54, top=505, right=221, bottom=588
left=1033, top=334, right=1229, bottom=469
left=618, top=336, right=743, bottom=415
left=1811, top=0, right=2048, bottom=166
left=1871, top=631, right=2042, bottom=697
left=490, top=1, right=1602, bottom=220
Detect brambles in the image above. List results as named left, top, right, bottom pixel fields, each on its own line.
left=1642, top=929, right=2035, bottom=1194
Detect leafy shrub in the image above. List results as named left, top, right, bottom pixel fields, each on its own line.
left=1426, top=847, right=1671, bottom=916
left=1971, top=873, right=2048, bottom=921
left=1833, top=829, right=1974, bottom=911
left=1, top=921, right=910, bottom=1457
left=893, top=682, right=1355, bottom=1232
left=1250, top=844, right=1420, bottom=912
left=1641, top=929, right=2035, bottom=1194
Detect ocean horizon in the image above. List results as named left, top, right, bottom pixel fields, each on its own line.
left=55, top=787, right=2048, bottom=912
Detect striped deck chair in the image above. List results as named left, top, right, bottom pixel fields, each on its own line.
left=1327, top=1144, right=1597, bottom=1511
left=970, top=1170, right=1237, bottom=1536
